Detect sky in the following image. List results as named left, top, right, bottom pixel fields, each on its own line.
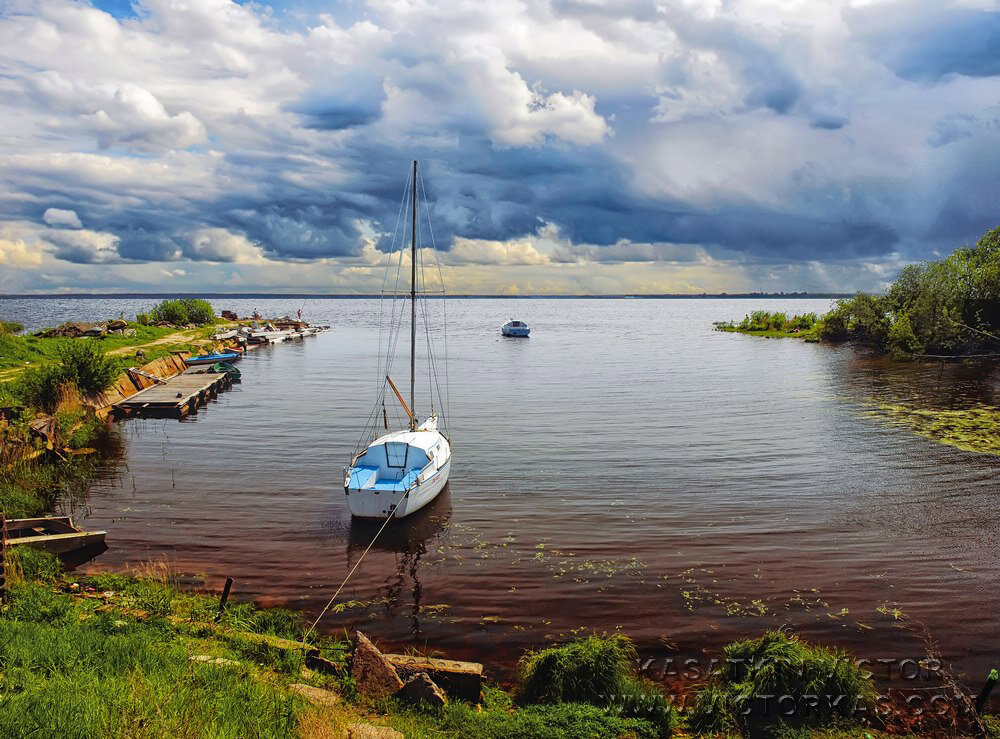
left=1, top=0, right=999, bottom=295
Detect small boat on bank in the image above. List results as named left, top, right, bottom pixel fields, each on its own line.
left=501, top=320, right=530, bottom=337
left=344, top=160, right=452, bottom=520
left=6, top=516, right=106, bottom=554
left=184, top=352, right=240, bottom=366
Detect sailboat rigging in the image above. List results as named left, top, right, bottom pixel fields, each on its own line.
left=343, top=160, right=452, bottom=519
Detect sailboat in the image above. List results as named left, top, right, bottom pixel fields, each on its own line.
left=344, top=161, right=452, bottom=519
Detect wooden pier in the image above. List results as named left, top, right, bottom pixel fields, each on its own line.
left=113, top=368, right=232, bottom=418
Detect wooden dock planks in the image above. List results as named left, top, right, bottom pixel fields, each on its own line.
left=114, top=368, right=231, bottom=418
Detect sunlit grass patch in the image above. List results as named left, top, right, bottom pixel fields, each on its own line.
left=714, top=311, right=823, bottom=341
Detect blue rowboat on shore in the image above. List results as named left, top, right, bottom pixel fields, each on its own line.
left=184, top=352, right=240, bottom=366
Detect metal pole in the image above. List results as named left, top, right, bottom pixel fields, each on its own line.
left=410, top=159, right=417, bottom=430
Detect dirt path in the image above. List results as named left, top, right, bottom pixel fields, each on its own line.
left=105, top=328, right=206, bottom=356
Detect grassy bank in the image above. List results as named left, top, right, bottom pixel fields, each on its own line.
left=4, top=546, right=992, bottom=737
left=0, top=322, right=226, bottom=383
left=715, top=311, right=823, bottom=340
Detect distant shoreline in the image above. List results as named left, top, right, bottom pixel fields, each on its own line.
left=0, top=292, right=854, bottom=300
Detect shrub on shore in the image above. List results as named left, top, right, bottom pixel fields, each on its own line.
left=688, top=630, right=876, bottom=737
left=719, top=225, right=1000, bottom=356
left=1, top=319, right=23, bottom=334
left=146, top=299, right=215, bottom=326
left=517, top=635, right=678, bottom=737
left=13, top=342, right=119, bottom=412
left=820, top=226, right=1000, bottom=355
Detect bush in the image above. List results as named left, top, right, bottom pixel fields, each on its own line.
left=818, top=226, right=1000, bottom=355
left=0, top=319, right=23, bottom=334
left=148, top=299, right=215, bottom=326
left=689, top=630, right=876, bottom=736
left=518, top=634, right=637, bottom=706
left=13, top=342, right=119, bottom=411
left=517, top=635, right=677, bottom=737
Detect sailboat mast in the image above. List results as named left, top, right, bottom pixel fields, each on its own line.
left=410, top=160, right=417, bottom=431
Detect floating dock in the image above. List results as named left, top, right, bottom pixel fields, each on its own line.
left=113, top=368, right=232, bottom=418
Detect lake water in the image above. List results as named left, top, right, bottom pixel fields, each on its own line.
left=2, top=296, right=998, bottom=694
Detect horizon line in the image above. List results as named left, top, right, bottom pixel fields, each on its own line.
left=0, top=291, right=858, bottom=299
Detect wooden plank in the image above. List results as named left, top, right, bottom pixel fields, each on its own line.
left=8, top=530, right=106, bottom=554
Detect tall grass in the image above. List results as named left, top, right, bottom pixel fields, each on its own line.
left=517, top=635, right=678, bottom=737
left=689, top=630, right=876, bottom=736
left=736, top=311, right=819, bottom=334
left=0, top=461, right=103, bottom=518
left=0, top=601, right=299, bottom=738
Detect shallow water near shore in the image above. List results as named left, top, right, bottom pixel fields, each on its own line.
left=3, top=296, right=999, bottom=692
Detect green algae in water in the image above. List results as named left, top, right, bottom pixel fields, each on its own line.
left=866, top=402, right=1000, bottom=456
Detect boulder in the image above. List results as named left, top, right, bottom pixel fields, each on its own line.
left=351, top=632, right=403, bottom=701
left=394, top=671, right=447, bottom=709
left=108, top=319, right=128, bottom=330
left=289, top=683, right=340, bottom=707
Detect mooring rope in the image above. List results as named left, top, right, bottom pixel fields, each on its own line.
left=301, top=506, right=401, bottom=647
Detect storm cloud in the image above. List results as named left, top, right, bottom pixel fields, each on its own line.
left=0, top=0, right=998, bottom=294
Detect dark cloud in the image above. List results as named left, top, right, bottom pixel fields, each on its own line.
left=2, top=0, right=999, bottom=286
left=288, top=78, right=386, bottom=131
left=852, top=3, right=1000, bottom=82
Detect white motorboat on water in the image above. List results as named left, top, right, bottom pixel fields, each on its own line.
left=501, top=319, right=530, bottom=337
left=344, top=160, right=452, bottom=519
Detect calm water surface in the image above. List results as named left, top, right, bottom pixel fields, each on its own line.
left=2, top=297, right=998, bottom=690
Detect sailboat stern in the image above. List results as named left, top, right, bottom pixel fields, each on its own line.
left=345, top=427, right=451, bottom=519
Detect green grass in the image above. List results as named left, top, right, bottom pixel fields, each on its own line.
left=0, top=322, right=219, bottom=373
left=0, top=566, right=681, bottom=739
left=688, top=630, right=876, bottom=737
left=0, top=549, right=923, bottom=739
left=390, top=700, right=662, bottom=738
left=715, top=311, right=823, bottom=341
left=517, top=635, right=678, bottom=737
left=0, top=588, right=300, bottom=738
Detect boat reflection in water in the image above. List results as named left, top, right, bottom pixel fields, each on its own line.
left=346, top=485, right=452, bottom=636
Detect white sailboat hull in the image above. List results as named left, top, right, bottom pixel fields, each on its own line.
left=345, top=417, right=451, bottom=519
left=345, top=457, right=450, bottom=519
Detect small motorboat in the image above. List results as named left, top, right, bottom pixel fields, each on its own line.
left=184, top=352, right=240, bottom=366
left=213, top=362, right=241, bottom=380
left=501, top=320, right=530, bottom=337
